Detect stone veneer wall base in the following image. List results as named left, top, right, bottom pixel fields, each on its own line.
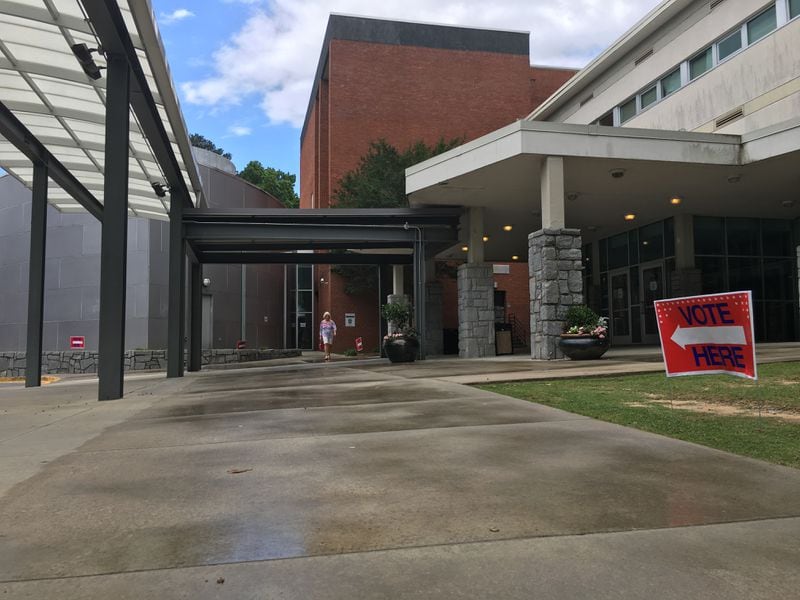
left=0, top=349, right=301, bottom=378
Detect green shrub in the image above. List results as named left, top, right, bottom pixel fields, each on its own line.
left=343, top=348, right=357, bottom=357
left=564, top=305, right=600, bottom=331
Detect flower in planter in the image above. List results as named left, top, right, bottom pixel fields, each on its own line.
left=381, top=302, right=418, bottom=340
left=563, top=306, right=609, bottom=339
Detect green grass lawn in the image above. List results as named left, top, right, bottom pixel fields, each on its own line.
left=480, top=362, right=800, bottom=469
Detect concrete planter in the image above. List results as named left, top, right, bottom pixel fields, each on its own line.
left=383, top=337, right=419, bottom=363
left=557, top=335, right=610, bottom=360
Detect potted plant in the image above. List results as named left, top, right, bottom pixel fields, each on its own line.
left=381, top=302, right=419, bottom=363
left=557, top=305, right=610, bottom=360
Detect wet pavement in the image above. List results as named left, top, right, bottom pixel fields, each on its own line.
left=1, top=357, right=800, bottom=598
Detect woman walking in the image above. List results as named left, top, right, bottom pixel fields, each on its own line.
left=319, top=311, right=337, bottom=361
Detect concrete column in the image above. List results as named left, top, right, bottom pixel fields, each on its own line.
left=541, top=157, right=565, bottom=230
left=457, top=263, right=495, bottom=358
left=392, top=265, right=404, bottom=296
left=467, top=207, right=484, bottom=264
left=529, top=228, right=583, bottom=360
left=671, top=214, right=701, bottom=297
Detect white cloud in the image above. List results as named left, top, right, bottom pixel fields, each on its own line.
left=182, top=0, right=662, bottom=128
left=228, top=125, right=253, bottom=136
left=161, top=8, right=195, bottom=24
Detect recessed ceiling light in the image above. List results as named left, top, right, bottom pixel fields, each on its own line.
left=624, top=213, right=636, bottom=221
left=512, top=255, right=520, bottom=261
left=781, top=200, right=795, bottom=208
left=670, top=196, right=682, bottom=205
left=503, top=225, right=513, bottom=232
left=461, top=245, right=469, bottom=252
left=482, top=235, right=490, bottom=242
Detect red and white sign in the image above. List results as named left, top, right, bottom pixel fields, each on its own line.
left=655, top=291, right=756, bottom=380
left=355, top=337, right=364, bottom=352
left=70, top=336, right=85, bottom=349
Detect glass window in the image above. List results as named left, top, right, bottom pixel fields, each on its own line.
left=629, top=266, right=641, bottom=307
left=660, top=69, right=681, bottom=97
left=747, top=6, right=777, bottom=44
left=599, top=238, right=608, bottom=271
left=726, top=218, right=760, bottom=256
left=620, top=98, right=637, bottom=123
left=664, top=217, right=675, bottom=257
left=628, top=229, right=639, bottom=265
left=639, top=222, right=664, bottom=262
left=697, top=257, right=726, bottom=294
left=583, top=243, right=593, bottom=274
left=763, top=302, right=796, bottom=342
left=761, top=219, right=793, bottom=256
left=689, top=47, right=712, bottom=80
left=762, top=258, right=794, bottom=301
left=298, top=265, right=312, bottom=289
left=791, top=0, right=800, bottom=19
left=640, top=86, right=657, bottom=109
left=729, top=257, right=763, bottom=299
left=694, top=216, right=725, bottom=255
left=598, top=112, right=614, bottom=126
left=718, top=30, right=742, bottom=61
left=297, top=290, right=313, bottom=312
left=608, top=233, right=629, bottom=270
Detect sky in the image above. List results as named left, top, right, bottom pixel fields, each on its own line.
left=151, top=0, right=663, bottom=179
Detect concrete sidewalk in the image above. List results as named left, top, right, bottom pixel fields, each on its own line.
left=1, top=356, right=799, bottom=598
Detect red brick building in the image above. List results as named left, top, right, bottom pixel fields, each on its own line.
left=299, top=15, right=576, bottom=353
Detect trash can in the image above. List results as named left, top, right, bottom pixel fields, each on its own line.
left=495, top=330, right=512, bottom=355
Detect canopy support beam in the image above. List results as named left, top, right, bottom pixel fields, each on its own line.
left=188, top=260, right=203, bottom=372
left=167, top=193, right=186, bottom=378
left=25, top=162, right=48, bottom=388
left=98, top=55, right=131, bottom=401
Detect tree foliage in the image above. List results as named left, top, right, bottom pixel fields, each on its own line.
left=332, top=138, right=462, bottom=209
left=189, top=133, right=232, bottom=160
left=238, top=160, right=300, bottom=209
left=331, top=138, right=462, bottom=294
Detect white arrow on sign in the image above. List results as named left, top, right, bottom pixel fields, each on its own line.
left=670, top=325, right=746, bottom=349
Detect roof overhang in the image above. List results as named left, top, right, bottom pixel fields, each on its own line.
left=406, top=119, right=800, bottom=260
left=0, top=0, right=203, bottom=219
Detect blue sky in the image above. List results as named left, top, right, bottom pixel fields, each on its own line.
left=151, top=0, right=661, bottom=182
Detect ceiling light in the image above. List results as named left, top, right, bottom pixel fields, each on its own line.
left=781, top=200, right=795, bottom=208
left=567, top=192, right=579, bottom=201
left=624, top=213, right=636, bottom=221
left=727, top=174, right=742, bottom=184
left=71, top=43, right=103, bottom=81
left=482, top=235, right=489, bottom=242
left=461, top=245, right=469, bottom=252
left=503, top=225, right=513, bottom=232
left=670, top=196, right=682, bottom=205
left=512, top=255, right=520, bottom=261
left=151, top=182, right=169, bottom=198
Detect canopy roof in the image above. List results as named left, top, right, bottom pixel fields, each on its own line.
left=0, top=0, right=201, bottom=219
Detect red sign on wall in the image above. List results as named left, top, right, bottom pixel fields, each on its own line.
left=654, top=291, right=756, bottom=380
left=355, top=337, right=364, bottom=352
left=70, top=336, right=85, bottom=349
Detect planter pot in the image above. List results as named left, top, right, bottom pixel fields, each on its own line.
left=383, top=337, right=419, bottom=363
left=557, top=335, right=610, bottom=360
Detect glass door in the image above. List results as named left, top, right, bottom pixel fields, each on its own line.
left=640, top=261, right=666, bottom=345
left=609, top=269, right=632, bottom=345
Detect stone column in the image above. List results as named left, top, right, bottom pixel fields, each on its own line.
left=458, top=264, right=495, bottom=358
left=529, top=228, right=583, bottom=359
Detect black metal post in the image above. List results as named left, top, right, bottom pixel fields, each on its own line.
left=25, top=162, right=48, bottom=387
left=167, top=194, right=185, bottom=378
left=413, top=233, right=427, bottom=360
left=98, top=54, right=130, bottom=401
left=188, top=261, right=202, bottom=372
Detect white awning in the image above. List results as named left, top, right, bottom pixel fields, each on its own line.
left=0, top=0, right=202, bottom=219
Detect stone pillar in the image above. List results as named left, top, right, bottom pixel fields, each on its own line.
left=458, top=264, right=495, bottom=358
left=529, top=228, right=583, bottom=360
left=425, top=281, right=444, bottom=356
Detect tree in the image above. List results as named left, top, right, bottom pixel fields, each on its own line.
left=189, top=133, right=232, bottom=160
left=238, top=161, right=300, bottom=209
left=331, top=138, right=462, bottom=294
left=333, top=137, right=462, bottom=209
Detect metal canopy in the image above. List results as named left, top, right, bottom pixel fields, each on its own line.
left=183, top=207, right=463, bottom=264
left=0, top=0, right=201, bottom=219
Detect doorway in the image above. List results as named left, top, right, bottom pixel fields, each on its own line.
left=607, top=260, right=667, bottom=345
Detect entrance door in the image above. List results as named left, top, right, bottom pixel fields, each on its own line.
left=609, top=269, right=632, bottom=345
left=640, top=261, right=666, bottom=345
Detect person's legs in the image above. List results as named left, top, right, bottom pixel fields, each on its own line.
left=324, top=342, right=331, bottom=360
